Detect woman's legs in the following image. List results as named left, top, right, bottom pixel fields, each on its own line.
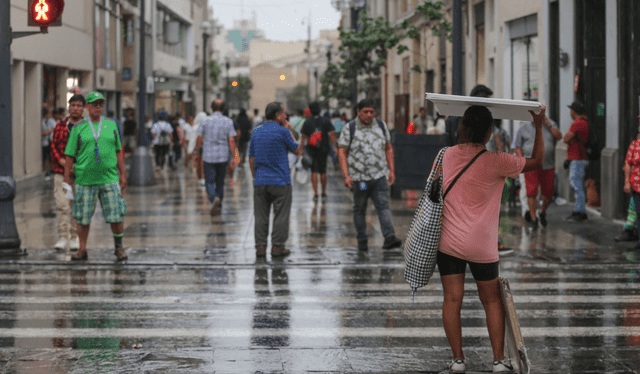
left=440, top=273, right=466, bottom=360
left=476, top=278, right=506, bottom=361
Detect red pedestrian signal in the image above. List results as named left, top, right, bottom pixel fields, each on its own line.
left=28, top=0, right=64, bottom=27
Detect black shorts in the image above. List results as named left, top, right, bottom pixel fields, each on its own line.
left=436, top=251, right=499, bottom=281
left=308, top=147, right=328, bottom=174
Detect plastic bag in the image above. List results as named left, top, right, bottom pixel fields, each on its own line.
left=295, top=158, right=308, bottom=185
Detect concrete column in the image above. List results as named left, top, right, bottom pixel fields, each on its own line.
left=24, top=62, right=42, bottom=177
left=56, top=68, right=69, bottom=109
left=601, top=0, right=620, bottom=219
left=12, top=60, right=24, bottom=180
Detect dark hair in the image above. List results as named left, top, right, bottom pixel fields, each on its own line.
left=470, top=84, right=493, bottom=98
left=309, top=101, right=321, bottom=116
left=356, top=98, right=376, bottom=111
left=211, top=100, right=225, bottom=112
left=461, top=106, right=493, bottom=143
left=158, top=111, right=169, bottom=121
left=68, top=94, right=86, bottom=105
left=238, top=108, right=248, bottom=118
left=53, top=108, right=65, bottom=115
left=254, top=109, right=259, bottom=115
left=265, top=102, right=284, bottom=120
left=296, top=109, right=304, bottom=116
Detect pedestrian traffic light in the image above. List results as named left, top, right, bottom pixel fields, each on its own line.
left=28, top=0, right=65, bottom=27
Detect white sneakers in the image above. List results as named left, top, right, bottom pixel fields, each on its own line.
left=449, top=358, right=466, bottom=373
left=69, top=237, right=80, bottom=251
left=493, top=359, right=515, bottom=373
left=55, top=237, right=79, bottom=251
left=54, top=238, right=68, bottom=250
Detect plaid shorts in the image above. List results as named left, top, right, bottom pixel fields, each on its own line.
left=72, top=183, right=126, bottom=225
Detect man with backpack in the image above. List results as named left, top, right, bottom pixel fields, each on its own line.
left=564, top=101, right=590, bottom=222
left=337, top=98, right=402, bottom=251
left=151, top=111, right=173, bottom=171
left=300, top=102, right=338, bottom=201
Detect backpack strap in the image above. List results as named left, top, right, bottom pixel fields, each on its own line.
left=348, top=118, right=388, bottom=152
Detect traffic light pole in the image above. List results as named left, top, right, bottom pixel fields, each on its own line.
left=0, top=0, right=22, bottom=251
left=128, top=0, right=155, bottom=186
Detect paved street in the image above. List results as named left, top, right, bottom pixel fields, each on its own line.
left=3, top=161, right=640, bottom=373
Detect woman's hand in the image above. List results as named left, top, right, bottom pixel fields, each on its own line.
left=529, top=105, right=546, bottom=126
left=624, top=182, right=631, bottom=195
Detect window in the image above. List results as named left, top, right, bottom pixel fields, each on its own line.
left=475, top=2, right=485, bottom=84
left=157, top=6, right=189, bottom=58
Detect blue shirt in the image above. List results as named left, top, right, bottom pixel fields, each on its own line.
left=249, top=121, right=299, bottom=186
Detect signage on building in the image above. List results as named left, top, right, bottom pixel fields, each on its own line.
left=123, top=67, right=132, bottom=81
left=146, top=76, right=155, bottom=94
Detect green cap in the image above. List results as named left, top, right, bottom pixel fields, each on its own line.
left=86, top=91, right=105, bottom=104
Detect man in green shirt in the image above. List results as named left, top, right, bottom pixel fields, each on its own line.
left=63, top=91, right=128, bottom=261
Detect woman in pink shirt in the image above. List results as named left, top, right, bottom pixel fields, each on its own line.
left=438, top=105, right=546, bottom=373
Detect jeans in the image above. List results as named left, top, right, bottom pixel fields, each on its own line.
left=352, top=177, right=396, bottom=243
left=569, top=160, right=588, bottom=213
left=254, top=185, right=293, bottom=248
left=154, top=145, right=169, bottom=169
left=203, top=161, right=228, bottom=204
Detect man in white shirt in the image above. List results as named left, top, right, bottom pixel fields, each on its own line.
left=150, top=111, right=173, bottom=171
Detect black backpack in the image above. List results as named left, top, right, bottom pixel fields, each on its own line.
left=577, top=125, right=601, bottom=161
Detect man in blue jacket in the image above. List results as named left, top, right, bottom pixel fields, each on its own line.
left=249, top=102, right=303, bottom=258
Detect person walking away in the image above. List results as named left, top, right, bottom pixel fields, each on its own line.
left=123, top=109, right=137, bottom=154
left=42, top=108, right=56, bottom=176
left=252, top=108, right=263, bottom=130
left=300, top=101, right=338, bottom=201
left=624, top=115, right=640, bottom=249
left=617, top=121, right=640, bottom=243
left=329, top=111, right=346, bottom=170
left=435, top=105, right=546, bottom=373
left=416, top=107, right=431, bottom=134
left=236, top=108, right=252, bottom=165
left=63, top=91, right=128, bottom=261
left=151, top=111, right=173, bottom=171
left=249, top=102, right=303, bottom=258
left=195, top=100, right=239, bottom=216
left=514, top=115, right=562, bottom=229
left=50, top=94, right=86, bottom=251
left=191, top=112, right=208, bottom=185
left=169, top=114, right=184, bottom=169
left=337, top=98, right=403, bottom=251
left=563, top=101, right=590, bottom=222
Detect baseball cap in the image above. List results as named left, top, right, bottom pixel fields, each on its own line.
left=86, top=91, right=105, bottom=104
left=568, top=101, right=586, bottom=115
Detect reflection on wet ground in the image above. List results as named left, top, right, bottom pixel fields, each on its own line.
left=3, top=163, right=640, bottom=373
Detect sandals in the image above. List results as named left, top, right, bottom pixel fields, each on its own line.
left=115, top=247, right=128, bottom=261
left=71, top=251, right=88, bottom=261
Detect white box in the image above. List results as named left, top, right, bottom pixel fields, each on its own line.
left=426, top=93, right=543, bottom=121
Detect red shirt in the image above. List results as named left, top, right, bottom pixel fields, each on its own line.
left=50, top=117, right=78, bottom=174
left=626, top=139, right=640, bottom=193
left=566, top=118, right=589, bottom=160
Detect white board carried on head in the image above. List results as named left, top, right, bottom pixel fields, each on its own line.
left=425, top=93, right=543, bottom=121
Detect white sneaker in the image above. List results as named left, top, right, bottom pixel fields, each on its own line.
left=69, top=237, right=80, bottom=251
left=493, top=359, right=515, bottom=373
left=198, top=179, right=205, bottom=186
left=449, top=358, right=466, bottom=373
left=54, top=238, right=68, bottom=250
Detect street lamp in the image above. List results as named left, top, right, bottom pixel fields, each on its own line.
left=200, top=21, right=212, bottom=113
left=326, top=41, right=334, bottom=63
left=313, top=63, right=320, bottom=101
left=224, top=56, right=230, bottom=107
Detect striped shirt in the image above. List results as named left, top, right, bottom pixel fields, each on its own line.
left=197, top=112, right=237, bottom=164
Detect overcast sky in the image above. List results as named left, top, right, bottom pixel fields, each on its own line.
left=209, top=0, right=342, bottom=42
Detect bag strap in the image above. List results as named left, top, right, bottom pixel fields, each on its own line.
left=442, top=149, right=487, bottom=200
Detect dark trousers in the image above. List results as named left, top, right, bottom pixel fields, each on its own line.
left=203, top=161, right=228, bottom=204
left=352, top=177, right=396, bottom=244
left=254, top=185, right=292, bottom=248
left=154, top=145, right=169, bottom=169
left=238, top=140, right=249, bottom=163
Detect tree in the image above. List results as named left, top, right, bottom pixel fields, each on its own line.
left=209, top=60, right=221, bottom=86
left=226, top=76, right=253, bottom=108
left=286, top=85, right=309, bottom=113
left=319, top=1, right=450, bottom=108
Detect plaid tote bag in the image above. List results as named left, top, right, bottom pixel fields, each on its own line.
left=404, top=148, right=486, bottom=298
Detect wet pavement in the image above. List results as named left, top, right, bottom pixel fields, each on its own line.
left=3, top=160, right=640, bottom=373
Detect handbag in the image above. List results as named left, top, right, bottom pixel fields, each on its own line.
left=404, top=147, right=487, bottom=298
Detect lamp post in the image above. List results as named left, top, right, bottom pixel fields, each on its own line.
left=225, top=56, right=230, bottom=106
left=129, top=0, right=155, bottom=186
left=313, top=63, right=319, bottom=101
left=201, top=21, right=212, bottom=113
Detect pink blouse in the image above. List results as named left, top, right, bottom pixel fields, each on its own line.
left=438, top=145, right=525, bottom=263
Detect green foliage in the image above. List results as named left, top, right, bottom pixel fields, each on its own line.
left=286, top=85, right=309, bottom=113
left=319, top=2, right=450, bottom=108
left=209, top=60, right=221, bottom=86
left=226, top=76, right=253, bottom=103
